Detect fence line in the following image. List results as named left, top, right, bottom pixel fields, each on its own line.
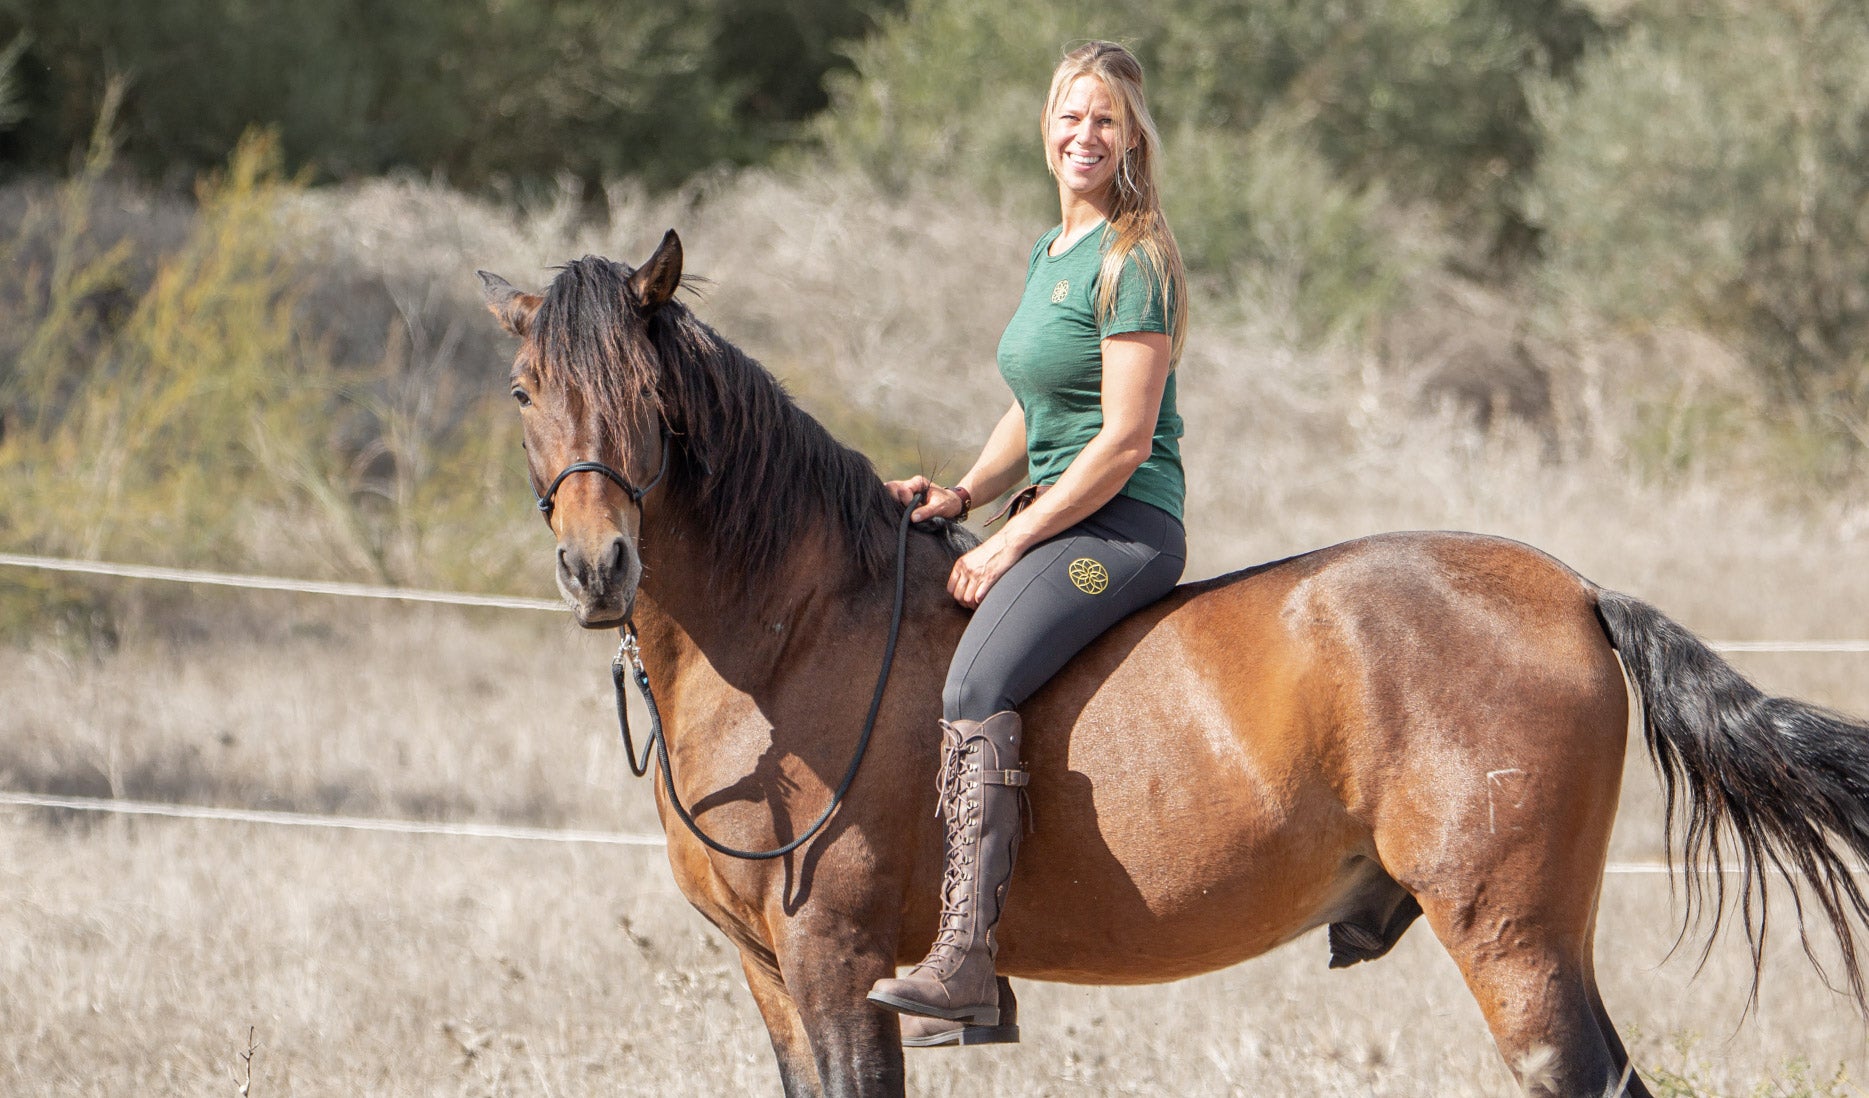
left=6, top=552, right=1869, bottom=653
left=0, top=791, right=663, bottom=847
left=0, top=552, right=561, bottom=612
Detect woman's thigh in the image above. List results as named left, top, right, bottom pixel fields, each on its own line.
left=943, top=503, right=1184, bottom=721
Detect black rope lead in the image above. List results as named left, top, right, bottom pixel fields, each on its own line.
left=609, top=491, right=924, bottom=860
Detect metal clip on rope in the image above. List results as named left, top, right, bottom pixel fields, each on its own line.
left=612, top=629, right=655, bottom=778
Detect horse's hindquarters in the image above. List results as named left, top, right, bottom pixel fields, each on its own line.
left=969, top=532, right=1631, bottom=987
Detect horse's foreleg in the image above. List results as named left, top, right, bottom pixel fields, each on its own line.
left=739, top=950, right=820, bottom=1098
left=778, top=920, right=905, bottom=1098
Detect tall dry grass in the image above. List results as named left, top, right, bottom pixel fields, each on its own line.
left=0, top=605, right=1864, bottom=1096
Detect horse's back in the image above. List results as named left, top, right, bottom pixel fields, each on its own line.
left=1046, top=529, right=1617, bottom=750
left=996, top=530, right=1629, bottom=982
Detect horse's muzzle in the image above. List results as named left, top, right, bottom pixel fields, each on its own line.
left=557, top=535, right=638, bottom=628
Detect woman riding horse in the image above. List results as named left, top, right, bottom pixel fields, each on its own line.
left=867, top=41, right=1191, bottom=1039
left=478, top=54, right=1869, bottom=1098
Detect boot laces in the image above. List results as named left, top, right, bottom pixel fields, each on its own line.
left=919, top=731, right=982, bottom=972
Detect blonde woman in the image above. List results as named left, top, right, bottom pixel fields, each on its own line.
left=869, top=41, right=1190, bottom=1043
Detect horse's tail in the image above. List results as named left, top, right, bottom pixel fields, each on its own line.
left=1595, top=588, right=1869, bottom=1011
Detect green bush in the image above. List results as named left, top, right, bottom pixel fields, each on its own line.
left=0, top=0, right=891, bottom=190
left=1167, top=122, right=1418, bottom=343
left=1146, top=0, right=1600, bottom=252
left=0, top=124, right=546, bottom=640
left=1529, top=2, right=1869, bottom=424
left=2, top=131, right=320, bottom=562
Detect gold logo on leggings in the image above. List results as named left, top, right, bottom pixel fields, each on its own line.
left=1068, top=558, right=1110, bottom=594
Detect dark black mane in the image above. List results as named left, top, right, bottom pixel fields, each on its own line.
left=531, top=256, right=964, bottom=589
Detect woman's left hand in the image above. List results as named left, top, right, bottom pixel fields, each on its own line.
left=949, top=534, right=1023, bottom=609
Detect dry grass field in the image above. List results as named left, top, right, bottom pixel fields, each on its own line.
left=1, top=586, right=1866, bottom=1097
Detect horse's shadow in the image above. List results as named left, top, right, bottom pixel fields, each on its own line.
left=1004, top=620, right=1161, bottom=951
left=685, top=592, right=1204, bottom=925
left=681, top=728, right=1149, bottom=933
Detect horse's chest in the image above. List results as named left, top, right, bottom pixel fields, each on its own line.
left=663, top=839, right=777, bottom=952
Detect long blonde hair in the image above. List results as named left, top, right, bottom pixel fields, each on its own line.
left=1042, top=41, right=1188, bottom=365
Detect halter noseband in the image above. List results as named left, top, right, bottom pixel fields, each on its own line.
left=536, top=428, right=674, bottom=519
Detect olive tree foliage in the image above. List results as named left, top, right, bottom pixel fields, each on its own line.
left=0, top=0, right=888, bottom=189
left=1529, top=0, right=1869, bottom=420
left=815, top=0, right=1602, bottom=340
left=1151, top=0, right=1598, bottom=236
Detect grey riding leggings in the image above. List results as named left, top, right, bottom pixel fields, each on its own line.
left=944, top=494, right=1187, bottom=722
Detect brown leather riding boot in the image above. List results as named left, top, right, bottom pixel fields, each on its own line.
left=868, top=711, right=1028, bottom=1025
left=899, top=977, right=1020, bottom=1047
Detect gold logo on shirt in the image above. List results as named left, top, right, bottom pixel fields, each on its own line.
left=1050, top=279, right=1070, bottom=304
left=1068, top=558, right=1110, bottom=594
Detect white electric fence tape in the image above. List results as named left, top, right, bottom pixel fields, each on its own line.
left=0, top=791, right=663, bottom=846
left=0, top=552, right=562, bottom=611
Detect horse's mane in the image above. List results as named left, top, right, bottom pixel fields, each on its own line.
left=532, top=256, right=969, bottom=591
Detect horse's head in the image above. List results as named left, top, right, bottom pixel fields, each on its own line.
left=477, top=231, right=685, bottom=628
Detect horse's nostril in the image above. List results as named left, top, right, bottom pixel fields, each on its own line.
left=609, top=538, right=628, bottom=575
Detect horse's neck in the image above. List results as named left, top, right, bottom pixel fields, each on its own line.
left=632, top=504, right=955, bottom=706
left=633, top=511, right=847, bottom=692
left=627, top=325, right=962, bottom=698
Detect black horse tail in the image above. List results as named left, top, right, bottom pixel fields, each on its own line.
left=1596, top=589, right=1869, bottom=1011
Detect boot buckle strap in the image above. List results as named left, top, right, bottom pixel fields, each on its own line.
left=982, top=768, right=1029, bottom=787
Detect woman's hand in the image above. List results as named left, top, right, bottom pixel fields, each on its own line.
left=948, top=533, right=1023, bottom=609
left=883, top=475, right=967, bottom=523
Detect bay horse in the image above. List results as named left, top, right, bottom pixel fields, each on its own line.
left=478, top=231, right=1869, bottom=1097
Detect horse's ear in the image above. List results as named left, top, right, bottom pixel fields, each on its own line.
left=628, top=230, right=683, bottom=313
left=477, top=271, right=542, bottom=337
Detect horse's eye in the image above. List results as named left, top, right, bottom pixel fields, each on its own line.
left=511, top=386, right=532, bottom=408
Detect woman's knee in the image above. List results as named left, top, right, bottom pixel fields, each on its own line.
left=943, top=674, right=1013, bottom=724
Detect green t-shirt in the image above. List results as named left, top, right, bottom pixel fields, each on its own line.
left=995, top=223, right=1185, bottom=521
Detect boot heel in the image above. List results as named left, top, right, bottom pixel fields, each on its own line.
left=956, top=1023, right=1019, bottom=1046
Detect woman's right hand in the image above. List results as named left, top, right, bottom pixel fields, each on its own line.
left=884, top=475, right=965, bottom=523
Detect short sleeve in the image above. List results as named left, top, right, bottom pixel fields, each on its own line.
left=1098, top=250, right=1172, bottom=338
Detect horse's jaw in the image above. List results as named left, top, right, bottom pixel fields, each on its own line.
left=570, top=600, right=631, bottom=630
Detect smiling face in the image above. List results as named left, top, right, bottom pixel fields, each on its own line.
left=1048, top=75, right=1128, bottom=207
